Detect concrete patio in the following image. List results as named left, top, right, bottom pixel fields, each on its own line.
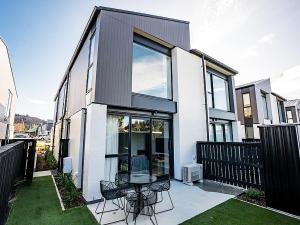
left=88, top=180, right=236, bottom=225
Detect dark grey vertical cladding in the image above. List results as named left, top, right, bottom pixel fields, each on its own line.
left=95, top=10, right=190, bottom=107
left=95, top=12, right=133, bottom=107
left=235, top=88, right=244, bottom=124
left=228, top=76, right=235, bottom=113
left=67, top=36, right=90, bottom=117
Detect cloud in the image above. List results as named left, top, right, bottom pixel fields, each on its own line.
left=242, top=33, right=275, bottom=57
left=258, top=33, right=275, bottom=44
left=25, top=96, right=46, bottom=105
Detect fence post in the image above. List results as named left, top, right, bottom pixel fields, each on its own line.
left=26, top=140, right=36, bottom=184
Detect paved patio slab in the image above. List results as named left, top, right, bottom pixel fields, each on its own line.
left=88, top=180, right=234, bottom=225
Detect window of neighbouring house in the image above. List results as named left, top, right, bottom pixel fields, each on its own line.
left=4, top=90, right=12, bottom=119
left=86, top=31, right=96, bottom=92
left=209, top=119, right=232, bottom=142
left=286, top=110, right=293, bottom=123
left=277, top=100, right=285, bottom=123
left=261, top=92, right=269, bottom=119
left=132, top=40, right=172, bottom=99
left=242, top=93, right=252, bottom=118
left=105, top=114, right=130, bottom=181
left=245, top=126, right=254, bottom=139
left=206, top=71, right=230, bottom=111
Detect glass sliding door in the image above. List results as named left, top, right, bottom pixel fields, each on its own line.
left=151, top=120, right=170, bottom=177
left=105, top=115, right=130, bottom=181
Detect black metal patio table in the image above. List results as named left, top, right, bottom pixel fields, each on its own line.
left=128, top=173, right=157, bottom=220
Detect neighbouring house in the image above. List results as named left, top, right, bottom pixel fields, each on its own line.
left=284, top=99, right=300, bottom=123
left=37, top=119, right=53, bottom=136
left=52, top=6, right=240, bottom=202
left=0, top=38, right=18, bottom=140
left=235, top=78, right=286, bottom=139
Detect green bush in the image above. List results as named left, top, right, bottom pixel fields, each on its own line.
left=58, top=173, right=80, bottom=206
left=245, top=188, right=264, bottom=200
left=46, top=150, right=58, bottom=170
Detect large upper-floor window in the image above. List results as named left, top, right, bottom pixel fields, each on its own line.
left=242, top=93, right=252, bottom=118
left=132, top=40, right=172, bottom=99
left=206, top=71, right=230, bottom=111
left=286, top=110, right=293, bottom=123
left=86, top=31, right=96, bottom=92
left=261, top=92, right=269, bottom=119
left=209, top=119, right=232, bottom=142
left=4, top=90, right=12, bottom=120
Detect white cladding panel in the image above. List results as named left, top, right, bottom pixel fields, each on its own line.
left=82, top=103, right=107, bottom=202
left=68, top=109, right=86, bottom=188
left=172, top=47, right=207, bottom=180
left=0, top=39, right=17, bottom=139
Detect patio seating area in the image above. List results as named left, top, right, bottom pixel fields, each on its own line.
left=88, top=180, right=234, bottom=225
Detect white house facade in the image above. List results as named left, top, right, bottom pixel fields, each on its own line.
left=0, top=38, right=17, bottom=140
left=52, top=7, right=240, bottom=203
left=285, top=99, right=300, bottom=123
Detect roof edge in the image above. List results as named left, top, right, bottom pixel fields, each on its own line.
left=190, top=49, right=238, bottom=74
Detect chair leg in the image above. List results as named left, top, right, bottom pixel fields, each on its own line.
left=155, top=190, right=174, bottom=214
left=99, top=199, right=107, bottom=224
left=98, top=199, right=126, bottom=225
left=95, top=200, right=101, bottom=214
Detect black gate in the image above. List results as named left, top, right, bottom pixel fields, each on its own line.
left=260, top=124, right=300, bottom=216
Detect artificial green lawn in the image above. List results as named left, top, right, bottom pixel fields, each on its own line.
left=7, top=176, right=97, bottom=225
left=181, top=198, right=300, bottom=225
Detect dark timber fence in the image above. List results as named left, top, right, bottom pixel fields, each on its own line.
left=196, top=141, right=263, bottom=189
left=260, top=124, right=300, bottom=216
left=0, top=139, right=36, bottom=225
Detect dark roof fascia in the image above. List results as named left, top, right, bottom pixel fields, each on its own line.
left=54, top=7, right=100, bottom=100
left=96, top=6, right=190, bottom=24
left=190, top=49, right=238, bottom=75
left=271, top=92, right=286, bottom=101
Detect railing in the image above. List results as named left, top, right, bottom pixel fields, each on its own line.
left=196, top=141, right=263, bottom=189
left=242, top=138, right=260, bottom=143
left=0, top=139, right=36, bottom=225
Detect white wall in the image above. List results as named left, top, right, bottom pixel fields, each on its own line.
left=0, top=39, right=17, bottom=139
left=253, top=124, right=260, bottom=139
left=270, top=94, right=280, bottom=124
left=53, top=122, right=61, bottom=161
left=238, top=124, right=246, bottom=140
left=172, top=47, right=207, bottom=180
left=82, top=103, right=107, bottom=202
left=68, top=109, right=86, bottom=188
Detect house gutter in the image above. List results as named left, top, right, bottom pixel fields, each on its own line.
left=80, top=108, right=87, bottom=190
left=201, top=55, right=210, bottom=141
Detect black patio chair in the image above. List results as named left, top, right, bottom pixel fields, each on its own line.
left=131, top=155, right=149, bottom=174
left=125, top=190, right=158, bottom=225
left=148, top=175, right=174, bottom=214
left=95, top=180, right=127, bottom=225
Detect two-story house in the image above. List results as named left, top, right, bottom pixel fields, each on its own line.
left=0, top=38, right=17, bottom=140
left=235, top=78, right=286, bottom=139
left=52, top=6, right=240, bottom=203
left=285, top=99, right=300, bottom=123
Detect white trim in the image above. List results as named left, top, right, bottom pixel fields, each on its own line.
left=51, top=175, right=65, bottom=211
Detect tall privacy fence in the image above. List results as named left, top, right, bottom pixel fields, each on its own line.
left=0, top=139, right=36, bottom=225
left=196, top=141, right=264, bottom=189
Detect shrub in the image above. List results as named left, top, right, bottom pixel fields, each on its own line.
left=245, top=188, right=264, bottom=200
left=46, top=150, right=58, bottom=170
left=58, top=173, right=80, bottom=206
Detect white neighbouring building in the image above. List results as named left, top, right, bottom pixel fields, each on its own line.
left=52, top=7, right=240, bottom=203
left=0, top=38, right=17, bottom=140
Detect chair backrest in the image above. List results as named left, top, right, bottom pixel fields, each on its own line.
left=100, top=180, right=119, bottom=200
left=131, top=155, right=149, bottom=173
left=142, top=190, right=157, bottom=206
left=115, top=171, right=130, bottom=187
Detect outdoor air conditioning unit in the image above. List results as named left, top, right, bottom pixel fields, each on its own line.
left=182, top=163, right=203, bottom=186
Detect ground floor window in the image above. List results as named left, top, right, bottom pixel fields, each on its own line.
left=209, top=119, right=232, bottom=142
left=105, top=112, right=172, bottom=181
left=245, top=126, right=254, bottom=139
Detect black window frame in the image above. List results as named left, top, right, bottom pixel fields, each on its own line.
left=206, top=70, right=231, bottom=112
left=286, top=110, right=293, bottom=123
left=242, top=92, right=252, bottom=118
left=261, top=91, right=269, bottom=119
left=277, top=99, right=285, bottom=123
left=132, top=34, right=173, bottom=100
left=86, top=29, right=96, bottom=93
left=209, top=119, right=233, bottom=142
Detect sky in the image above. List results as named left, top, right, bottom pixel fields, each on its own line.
left=0, top=0, right=300, bottom=120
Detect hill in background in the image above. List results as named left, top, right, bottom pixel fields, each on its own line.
left=14, top=114, right=46, bottom=131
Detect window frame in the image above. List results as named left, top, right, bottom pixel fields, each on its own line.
left=206, top=70, right=231, bottom=112
left=4, top=90, right=12, bottom=120
left=209, top=119, right=233, bottom=142
left=86, top=30, right=96, bottom=93
left=261, top=92, right=269, bottom=119
left=277, top=100, right=285, bottom=123
left=286, top=110, right=293, bottom=123
left=132, top=34, right=173, bottom=100
left=242, top=92, right=252, bottom=118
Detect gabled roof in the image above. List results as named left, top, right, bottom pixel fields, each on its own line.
left=190, top=49, right=238, bottom=75
left=235, top=78, right=270, bottom=89
left=284, top=99, right=300, bottom=107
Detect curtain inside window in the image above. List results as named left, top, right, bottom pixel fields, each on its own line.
left=105, top=115, right=119, bottom=181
